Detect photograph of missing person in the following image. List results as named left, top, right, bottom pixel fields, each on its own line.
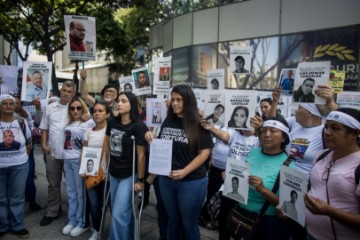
left=159, top=67, right=170, bottom=81
left=64, top=15, right=96, bottom=61
left=227, top=106, right=249, bottom=129
left=293, top=78, right=315, bottom=103
left=279, top=69, right=295, bottom=95
left=281, top=190, right=298, bottom=220
left=0, top=130, right=21, bottom=151
left=205, top=104, right=225, bottom=126
left=226, top=176, right=245, bottom=203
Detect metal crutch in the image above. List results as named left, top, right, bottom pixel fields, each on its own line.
left=99, top=150, right=111, bottom=239
left=132, top=135, right=144, bottom=240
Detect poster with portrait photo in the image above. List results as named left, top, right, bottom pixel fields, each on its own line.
left=224, top=90, right=257, bottom=130
left=280, top=165, right=308, bottom=227
left=230, top=46, right=252, bottom=75
left=146, top=98, right=167, bottom=127
left=223, top=157, right=250, bottom=204
left=207, top=69, right=225, bottom=90
left=203, top=90, right=225, bottom=126
left=64, top=15, right=96, bottom=61
left=119, top=76, right=135, bottom=94
left=0, top=65, right=20, bottom=95
left=278, top=68, right=296, bottom=96
left=293, top=61, right=331, bottom=104
left=192, top=88, right=205, bottom=113
left=79, top=146, right=102, bottom=176
left=21, top=61, right=52, bottom=102
left=153, top=56, right=171, bottom=95
left=132, top=67, right=151, bottom=96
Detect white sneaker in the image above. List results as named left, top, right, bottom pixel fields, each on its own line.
left=70, top=226, right=89, bottom=237
left=88, top=229, right=99, bottom=240
left=62, top=224, right=74, bottom=235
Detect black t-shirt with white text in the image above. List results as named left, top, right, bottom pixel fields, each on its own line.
left=106, top=118, right=148, bottom=178
left=159, top=115, right=213, bottom=180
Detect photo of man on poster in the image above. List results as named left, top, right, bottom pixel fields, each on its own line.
left=69, top=20, right=91, bottom=52
left=25, top=70, right=48, bottom=101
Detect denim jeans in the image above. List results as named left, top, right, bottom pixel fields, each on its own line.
left=109, top=174, right=134, bottom=240
left=257, top=215, right=290, bottom=240
left=0, top=162, right=29, bottom=232
left=153, top=176, right=168, bottom=238
left=86, top=181, right=104, bottom=231
left=63, top=159, right=87, bottom=228
left=159, top=176, right=207, bottom=240
left=25, top=149, right=37, bottom=204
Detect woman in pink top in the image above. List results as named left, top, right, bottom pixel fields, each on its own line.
left=305, top=108, right=360, bottom=240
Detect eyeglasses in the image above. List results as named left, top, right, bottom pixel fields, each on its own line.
left=70, top=106, right=82, bottom=111
left=75, top=28, right=87, bottom=33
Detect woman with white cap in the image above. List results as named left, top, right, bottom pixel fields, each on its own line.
left=0, top=94, right=32, bottom=238
left=306, top=108, right=360, bottom=240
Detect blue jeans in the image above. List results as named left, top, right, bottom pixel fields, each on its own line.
left=154, top=176, right=168, bottom=238
left=109, top=174, right=134, bottom=240
left=0, top=162, right=29, bottom=232
left=25, top=149, right=37, bottom=204
left=257, top=215, right=290, bottom=240
left=87, top=181, right=104, bottom=231
left=159, top=176, right=207, bottom=240
left=63, top=159, right=87, bottom=228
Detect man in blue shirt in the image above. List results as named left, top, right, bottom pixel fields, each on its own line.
left=280, top=69, right=294, bottom=95
left=26, top=71, right=47, bottom=100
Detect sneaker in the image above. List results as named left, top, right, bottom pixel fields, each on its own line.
left=13, top=229, right=29, bottom=239
left=62, top=224, right=74, bottom=235
left=40, top=215, right=59, bottom=226
left=29, top=202, right=42, bottom=211
left=70, top=226, right=89, bottom=237
left=88, top=229, right=99, bottom=240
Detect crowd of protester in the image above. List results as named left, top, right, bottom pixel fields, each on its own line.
left=0, top=70, right=359, bottom=240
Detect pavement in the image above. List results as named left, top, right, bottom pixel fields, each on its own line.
left=2, top=145, right=219, bottom=240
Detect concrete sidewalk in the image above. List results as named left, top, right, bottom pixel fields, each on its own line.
left=3, top=145, right=219, bottom=240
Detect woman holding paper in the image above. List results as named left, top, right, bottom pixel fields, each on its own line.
left=62, top=97, right=95, bottom=237
left=104, top=92, right=148, bottom=240
left=305, top=108, right=360, bottom=240
left=234, top=116, right=291, bottom=239
left=82, top=99, right=110, bottom=240
left=145, top=84, right=213, bottom=240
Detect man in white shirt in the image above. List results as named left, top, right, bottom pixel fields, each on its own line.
left=39, top=81, right=75, bottom=226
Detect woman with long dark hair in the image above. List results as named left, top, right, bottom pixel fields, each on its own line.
left=104, top=92, right=148, bottom=240
left=145, top=85, right=213, bottom=240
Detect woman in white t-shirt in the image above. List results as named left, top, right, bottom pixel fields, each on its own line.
left=82, top=100, right=110, bottom=240
left=0, top=95, right=32, bottom=238
left=61, top=97, right=95, bottom=237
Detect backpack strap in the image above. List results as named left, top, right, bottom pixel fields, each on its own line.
left=355, top=164, right=360, bottom=185
left=315, top=149, right=332, bottom=163
left=16, top=116, right=26, bottom=139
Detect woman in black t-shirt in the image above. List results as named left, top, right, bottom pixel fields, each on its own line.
left=104, top=92, right=148, bottom=240
left=145, top=85, right=213, bottom=240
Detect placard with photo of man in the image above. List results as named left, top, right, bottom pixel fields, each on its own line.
left=79, top=146, right=102, bottom=176
left=293, top=61, right=330, bottom=104
left=119, top=76, right=135, bottom=94
left=64, top=15, right=96, bottom=61
left=21, top=61, right=52, bottom=101
left=153, top=56, right=171, bottom=96
left=207, top=69, right=225, bottom=90
left=132, top=67, right=151, bottom=96
left=229, top=46, right=253, bottom=89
